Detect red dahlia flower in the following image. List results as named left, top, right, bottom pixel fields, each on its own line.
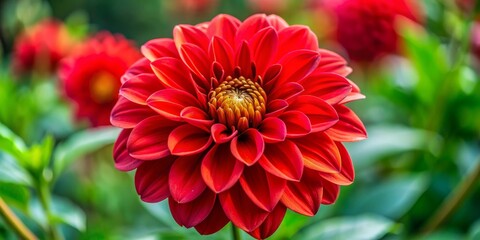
left=111, top=14, right=366, bottom=239
left=333, top=0, right=422, bottom=62
left=60, top=32, right=141, bottom=127
left=12, top=19, right=76, bottom=76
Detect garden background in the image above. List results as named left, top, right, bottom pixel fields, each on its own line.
left=1, top=0, right=480, bottom=239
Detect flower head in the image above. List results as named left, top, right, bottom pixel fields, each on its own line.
left=111, top=14, right=366, bottom=239
left=12, top=19, right=76, bottom=76
left=60, top=32, right=141, bottom=127
left=333, top=0, right=422, bottom=62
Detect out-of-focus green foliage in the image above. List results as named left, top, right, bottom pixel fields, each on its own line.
left=0, top=0, right=480, bottom=239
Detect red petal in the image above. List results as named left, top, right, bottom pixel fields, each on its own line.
left=147, top=88, right=201, bottom=121
left=258, top=117, right=286, bottom=143
left=300, top=72, right=352, bottom=105
left=288, top=95, right=338, bottom=132
left=113, top=129, right=142, bottom=171
left=273, top=50, right=320, bottom=88
left=278, top=111, right=311, bottom=137
left=248, top=204, right=287, bottom=239
left=209, top=36, right=234, bottom=76
left=317, top=49, right=352, bottom=77
left=325, top=105, right=367, bottom=142
left=150, top=57, right=197, bottom=96
left=211, top=123, right=238, bottom=144
left=276, top=26, right=318, bottom=60
left=230, top=129, right=265, bottom=166
left=294, top=132, right=341, bottom=173
left=319, top=142, right=355, bottom=185
left=168, top=124, right=212, bottom=156
left=235, top=41, right=253, bottom=79
left=340, top=92, right=366, bottom=104
left=135, top=157, right=175, bottom=202
left=263, top=64, right=282, bottom=87
left=195, top=200, right=230, bottom=235
left=265, top=99, right=288, bottom=118
left=268, top=82, right=304, bottom=102
left=120, top=73, right=164, bottom=105
left=235, top=14, right=270, bottom=46
left=121, top=58, right=153, bottom=84
left=141, top=38, right=179, bottom=61
left=180, top=106, right=214, bottom=131
left=110, top=97, right=156, bottom=129
left=169, top=155, right=206, bottom=203
left=259, top=141, right=303, bottom=181
left=169, top=189, right=216, bottom=228
left=219, top=183, right=269, bottom=232
left=201, top=144, right=244, bottom=193
left=280, top=169, right=323, bottom=216
left=239, top=164, right=286, bottom=211
left=207, top=14, right=241, bottom=46
left=127, top=116, right=180, bottom=160
left=321, top=178, right=340, bottom=205
left=266, top=15, right=289, bottom=31
left=173, top=25, right=209, bottom=51
left=179, top=43, right=211, bottom=86
left=249, top=27, right=278, bottom=76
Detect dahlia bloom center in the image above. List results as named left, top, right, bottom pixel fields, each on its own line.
left=90, top=71, right=117, bottom=103
left=208, top=76, right=266, bottom=131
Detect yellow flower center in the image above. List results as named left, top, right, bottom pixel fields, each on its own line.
left=90, top=72, right=117, bottom=104
left=208, top=76, right=266, bottom=131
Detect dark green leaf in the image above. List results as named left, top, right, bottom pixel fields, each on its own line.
left=50, top=196, right=86, bottom=232
left=344, top=173, right=429, bottom=219
left=346, top=125, right=442, bottom=169
left=295, top=214, right=396, bottom=240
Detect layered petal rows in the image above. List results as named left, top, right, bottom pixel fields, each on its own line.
left=111, top=14, right=366, bottom=239
left=60, top=32, right=142, bottom=126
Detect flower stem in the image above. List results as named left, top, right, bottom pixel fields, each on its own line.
left=231, top=224, right=241, bottom=240
left=0, top=197, right=38, bottom=240
left=421, top=158, right=480, bottom=234
left=38, top=180, right=62, bottom=240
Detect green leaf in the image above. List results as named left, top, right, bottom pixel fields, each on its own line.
left=26, top=135, right=54, bottom=174
left=50, top=196, right=86, bottom=232
left=0, top=123, right=27, bottom=163
left=0, top=182, right=30, bottom=211
left=0, top=153, right=32, bottom=186
left=141, top=201, right=181, bottom=230
left=468, top=220, right=480, bottom=240
left=343, top=173, right=429, bottom=219
left=53, top=126, right=121, bottom=178
left=295, top=214, right=396, bottom=240
left=346, top=125, right=442, bottom=169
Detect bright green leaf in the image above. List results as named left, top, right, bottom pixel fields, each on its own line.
left=343, top=173, right=429, bottom=219
left=294, top=214, right=396, bottom=240
left=0, top=182, right=30, bottom=211
left=0, top=153, right=32, bottom=186
left=53, top=126, right=121, bottom=179
left=0, top=123, right=27, bottom=163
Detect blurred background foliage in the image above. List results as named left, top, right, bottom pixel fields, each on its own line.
left=0, top=0, right=480, bottom=239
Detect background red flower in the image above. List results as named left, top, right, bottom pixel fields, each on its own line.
left=60, top=32, right=141, bottom=127
left=111, top=14, right=366, bottom=239
left=332, top=0, right=423, bottom=62
left=12, top=19, right=76, bottom=77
